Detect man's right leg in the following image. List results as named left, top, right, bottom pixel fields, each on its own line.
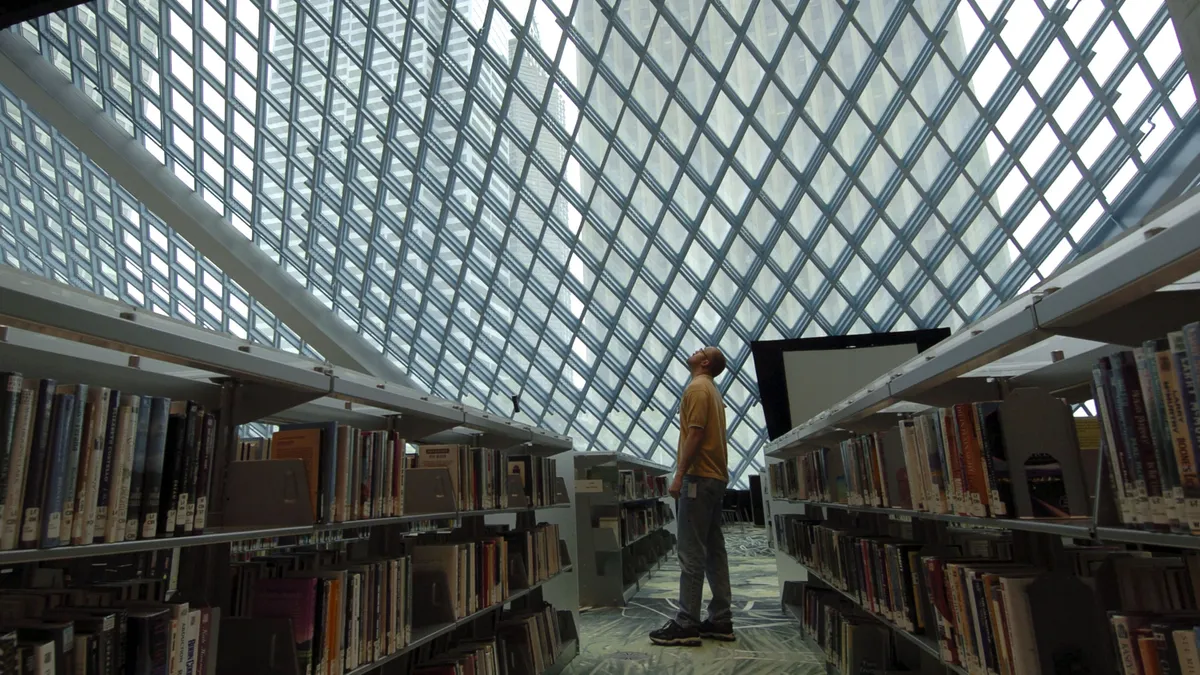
left=650, top=476, right=710, bottom=646
left=700, top=479, right=734, bottom=640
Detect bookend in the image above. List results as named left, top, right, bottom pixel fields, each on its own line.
left=1026, top=571, right=1116, bottom=675
left=223, top=459, right=316, bottom=527
left=403, top=467, right=458, bottom=515
left=997, top=388, right=1092, bottom=519
left=411, top=567, right=457, bottom=628
left=216, top=618, right=301, bottom=675
left=554, top=477, right=570, bottom=505
left=506, top=474, right=530, bottom=509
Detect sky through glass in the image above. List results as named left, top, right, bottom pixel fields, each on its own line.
left=0, top=0, right=1195, bottom=485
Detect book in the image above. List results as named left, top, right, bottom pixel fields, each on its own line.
left=125, top=396, right=153, bottom=541
left=140, top=397, right=171, bottom=540
left=38, top=392, right=75, bottom=548
left=18, top=380, right=57, bottom=550
left=53, top=384, right=86, bottom=548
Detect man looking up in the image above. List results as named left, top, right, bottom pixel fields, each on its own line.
left=649, top=346, right=734, bottom=647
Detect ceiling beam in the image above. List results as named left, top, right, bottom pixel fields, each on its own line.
left=0, top=31, right=421, bottom=390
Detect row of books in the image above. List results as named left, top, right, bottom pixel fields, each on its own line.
left=235, top=555, right=412, bottom=675
left=1091, top=326, right=1200, bottom=533
left=776, top=512, right=1200, bottom=675
left=791, top=583, right=894, bottom=674
left=0, top=586, right=217, bottom=675
left=238, top=431, right=564, bottom=523
left=617, top=471, right=666, bottom=501
left=770, top=404, right=1094, bottom=520
left=415, top=446, right=558, bottom=512
left=414, top=602, right=566, bottom=675
left=0, top=374, right=218, bottom=551
left=767, top=450, right=831, bottom=503
left=228, top=523, right=564, bottom=675
left=242, top=426, right=408, bottom=523
left=619, top=502, right=674, bottom=546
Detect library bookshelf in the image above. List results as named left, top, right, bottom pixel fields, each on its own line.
left=765, top=191, right=1200, bottom=674
left=0, top=265, right=580, bottom=675
left=573, top=452, right=676, bottom=606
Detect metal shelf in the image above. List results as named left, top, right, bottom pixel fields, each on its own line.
left=573, top=451, right=672, bottom=475
left=795, top=559, right=967, bottom=675
left=342, top=564, right=575, bottom=675
left=1093, top=526, right=1200, bottom=550
left=618, top=495, right=669, bottom=506
left=779, top=499, right=1094, bottom=538
left=764, top=195, right=1200, bottom=462
left=0, top=503, right=572, bottom=565
left=0, top=266, right=574, bottom=453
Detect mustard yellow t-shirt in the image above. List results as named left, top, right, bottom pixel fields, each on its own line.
left=677, top=375, right=728, bottom=481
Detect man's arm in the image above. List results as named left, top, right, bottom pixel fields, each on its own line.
left=676, top=426, right=704, bottom=476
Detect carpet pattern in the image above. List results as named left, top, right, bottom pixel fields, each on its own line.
left=563, top=526, right=822, bottom=675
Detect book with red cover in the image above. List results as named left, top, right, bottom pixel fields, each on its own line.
left=251, top=578, right=317, bottom=675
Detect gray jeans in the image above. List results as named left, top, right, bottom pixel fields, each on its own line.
left=675, top=474, right=732, bottom=628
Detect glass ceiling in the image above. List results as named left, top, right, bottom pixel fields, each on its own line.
left=0, top=0, right=1196, bottom=486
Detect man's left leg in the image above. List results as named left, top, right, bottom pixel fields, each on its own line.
left=700, top=479, right=734, bottom=640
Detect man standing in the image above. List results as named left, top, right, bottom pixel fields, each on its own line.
left=649, top=346, right=734, bottom=647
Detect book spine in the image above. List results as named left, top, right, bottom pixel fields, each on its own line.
left=92, top=390, right=123, bottom=542
left=1180, top=322, right=1200, bottom=531
left=1095, top=362, right=1137, bottom=525
left=104, top=395, right=140, bottom=544
left=0, top=374, right=22, bottom=540
left=1164, top=333, right=1200, bottom=533
left=321, top=422, right=336, bottom=525
left=40, top=393, right=75, bottom=547
left=176, top=402, right=200, bottom=536
left=19, top=379, right=57, bottom=550
left=140, top=397, right=171, bottom=540
left=1118, top=351, right=1170, bottom=529
left=191, top=413, right=216, bottom=534
left=2, top=389, right=34, bottom=550
left=125, top=396, right=153, bottom=541
left=1146, top=341, right=1186, bottom=530
left=73, top=388, right=109, bottom=545
left=159, top=409, right=187, bottom=537
left=57, top=384, right=86, bottom=544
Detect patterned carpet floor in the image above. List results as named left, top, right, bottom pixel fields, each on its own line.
left=563, top=525, right=823, bottom=675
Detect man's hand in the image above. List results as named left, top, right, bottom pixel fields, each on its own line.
left=669, top=473, right=683, bottom=499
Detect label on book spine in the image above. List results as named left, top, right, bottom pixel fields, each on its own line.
left=142, top=513, right=158, bottom=540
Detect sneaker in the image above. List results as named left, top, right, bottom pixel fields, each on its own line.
left=699, top=619, right=736, bottom=642
left=649, top=620, right=701, bottom=647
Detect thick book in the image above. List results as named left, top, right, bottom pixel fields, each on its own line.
left=53, top=384, right=86, bottom=545
left=73, top=387, right=111, bottom=546
left=174, top=402, right=201, bottom=536
left=0, top=373, right=23, bottom=543
left=127, top=607, right=171, bottom=675
left=103, top=395, right=140, bottom=544
left=191, top=413, right=217, bottom=534
left=126, top=396, right=153, bottom=541
left=19, top=379, right=57, bottom=550
left=139, top=397, right=172, bottom=540
left=92, top=390, right=123, bottom=543
left=157, top=403, right=190, bottom=538
left=0, top=386, right=32, bottom=551
left=39, top=392, right=76, bottom=548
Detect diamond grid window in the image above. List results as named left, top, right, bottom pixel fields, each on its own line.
left=0, top=0, right=1196, bottom=486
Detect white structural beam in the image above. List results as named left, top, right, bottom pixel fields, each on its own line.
left=0, top=32, right=420, bottom=390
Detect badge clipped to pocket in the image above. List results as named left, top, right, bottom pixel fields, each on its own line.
left=687, top=482, right=698, bottom=499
